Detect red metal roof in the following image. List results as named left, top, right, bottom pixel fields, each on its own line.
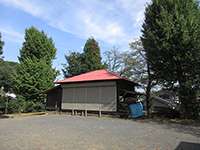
left=55, top=69, right=136, bottom=84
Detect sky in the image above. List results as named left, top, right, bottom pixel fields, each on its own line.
left=0, top=0, right=150, bottom=76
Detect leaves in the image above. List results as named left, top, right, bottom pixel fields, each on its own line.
left=0, top=61, right=18, bottom=92
left=14, top=27, right=58, bottom=103
left=62, top=38, right=105, bottom=77
left=82, top=38, right=104, bottom=72
left=62, top=52, right=84, bottom=77
left=0, top=33, right=4, bottom=60
left=19, top=26, right=56, bottom=64
left=13, top=59, right=57, bottom=103
left=141, top=0, right=200, bottom=118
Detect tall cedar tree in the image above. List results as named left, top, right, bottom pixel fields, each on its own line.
left=63, top=38, right=105, bottom=77
left=15, top=27, right=57, bottom=103
left=141, top=0, right=200, bottom=118
left=62, top=52, right=84, bottom=77
left=19, top=27, right=56, bottom=64
left=0, top=33, right=4, bottom=60
left=82, top=38, right=104, bottom=73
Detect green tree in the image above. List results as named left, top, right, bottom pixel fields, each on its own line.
left=13, top=59, right=56, bottom=103
left=141, top=0, right=200, bottom=118
left=62, top=38, right=105, bottom=77
left=19, top=26, right=56, bottom=64
left=82, top=38, right=105, bottom=72
left=62, top=52, right=84, bottom=77
left=15, top=27, right=58, bottom=103
left=0, top=33, right=18, bottom=93
left=0, top=33, right=4, bottom=60
left=0, top=61, right=18, bottom=92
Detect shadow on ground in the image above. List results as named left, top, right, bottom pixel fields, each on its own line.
left=136, top=118, right=200, bottom=138
left=0, top=114, right=9, bottom=119
left=175, top=141, right=200, bottom=150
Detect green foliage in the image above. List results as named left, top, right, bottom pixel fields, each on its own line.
left=62, top=52, right=84, bottom=77
left=13, top=58, right=57, bottom=103
left=14, top=26, right=58, bottom=111
left=21, top=101, right=45, bottom=113
left=7, top=96, right=25, bottom=113
left=0, top=33, right=4, bottom=60
left=6, top=96, right=45, bottom=113
left=82, top=38, right=104, bottom=72
left=63, top=38, right=105, bottom=77
left=19, top=26, right=56, bottom=64
left=141, top=0, right=200, bottom=118
left=0, top=61, right=18, bottom=92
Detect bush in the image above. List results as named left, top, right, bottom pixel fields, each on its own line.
left=7, top=96, right=45, bottom=113
left=23, top=101, right=45, bottom=112
left=32, top=102, right=45, bottom=112
left=23, top=101, right=35, bottom=113
left=7, top=96, right=25, bottom=113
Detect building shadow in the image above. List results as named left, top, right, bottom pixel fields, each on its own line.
left=175, top=141, right=200, bottom=150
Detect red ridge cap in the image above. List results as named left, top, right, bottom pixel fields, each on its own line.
left=55, top=69, right=136, bottom=84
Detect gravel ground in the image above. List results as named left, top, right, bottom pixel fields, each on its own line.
left=0, top=114, right=199, bottom=150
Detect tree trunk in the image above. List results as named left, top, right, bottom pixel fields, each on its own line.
left=146, top=81, right=151, bottom=117
left=146, top=62, right=152, bottom=118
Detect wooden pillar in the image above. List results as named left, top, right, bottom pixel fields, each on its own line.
left=75, top=110, right=77, bottom=115
left=81, top=111, right=84, bottom=116
left=72, top=109, right=74, bottom=115
left=99, top=104, right=102, bottom=117
left=85, top=110, right=87, bottom=117
left=99, top=110, right=102, bottom=117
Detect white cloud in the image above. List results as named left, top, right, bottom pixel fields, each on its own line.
left=78, top=10, right=127, bottom=44
left=0, top=25, right=23, bottom=43
left=0, top=0, right=149, bottom=47
left=117, top=0, right=149, bottom=27
left=0, top=0, right=43, bottom=17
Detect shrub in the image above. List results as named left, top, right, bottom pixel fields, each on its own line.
left=23, top=101, right=35, bottom=113
left=7, top=96, right=25, bottom=113
left=7, top=96, right=45, bottom=113
left=33, top=102, right=45, bottom=112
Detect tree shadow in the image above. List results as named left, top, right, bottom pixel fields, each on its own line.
left=164, top=123, right=200, bottom=137
left=0, top=112, right=10, bottom=119
left=136, top=118, right=200, bottom=138
left=175, top=141, right=200, bottom=150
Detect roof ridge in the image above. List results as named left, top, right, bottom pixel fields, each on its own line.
left=67, top=69, right=106, bottom=79
left=55, top=69, right=137, bottom=85
left=55, top=69, right=107, bottom=83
